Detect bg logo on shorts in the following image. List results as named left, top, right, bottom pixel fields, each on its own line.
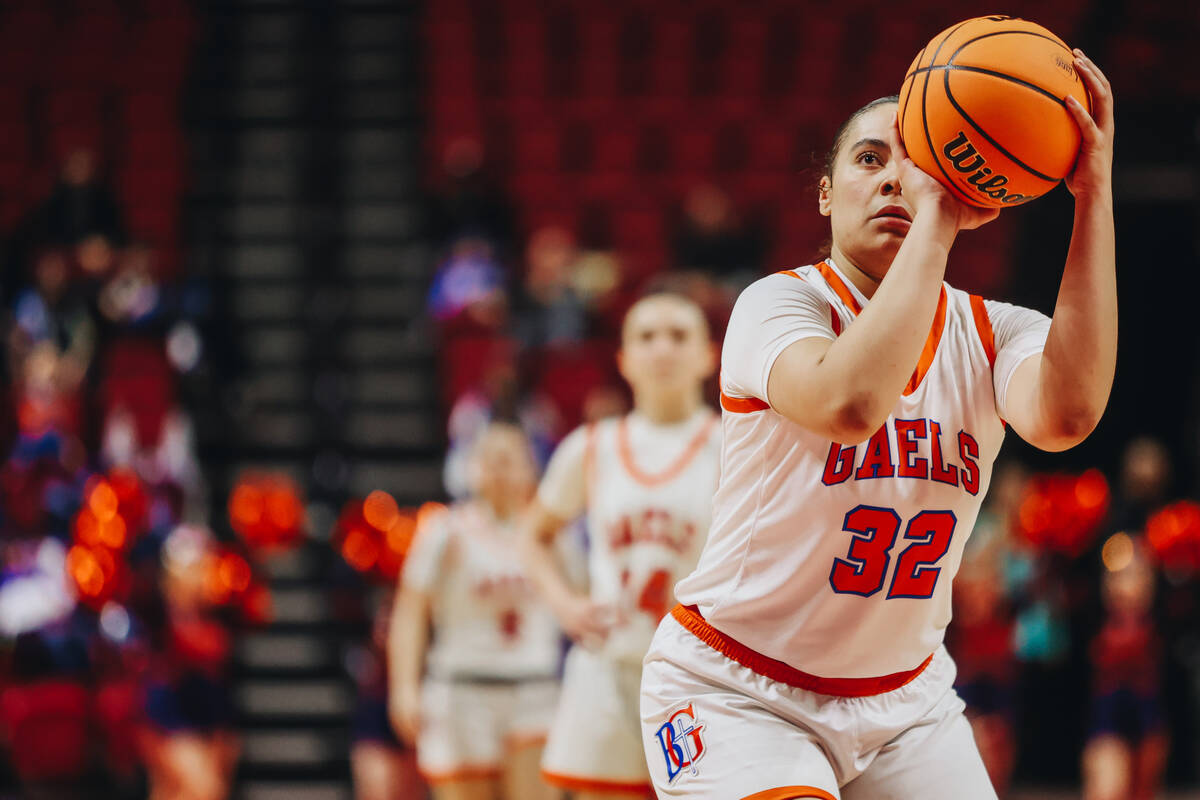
left=654, top=702, right=706, bottom=783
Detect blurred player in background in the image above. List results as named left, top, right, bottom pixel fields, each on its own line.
left=389, top=422, right=561, bottom=800
left=142, top=526, right=241, bottom=800
left=520, top=293, right=720, bottom=799
left=1083, top=537, right=1167, bottom=800
left=349, top=591, right=424, bottom=800
left=639, top=52, right=1116, bottom=798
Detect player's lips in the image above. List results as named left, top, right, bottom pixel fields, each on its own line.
left=872, top=205, right=912, bottom=223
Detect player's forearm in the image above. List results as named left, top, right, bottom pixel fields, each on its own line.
left=1037, top=192, right=1117, bottom=443
left=519, top=527, right=578, bottom=614
left=388, top=589, right=428, bottom=696
left=817, top=216, right=953, bottom=439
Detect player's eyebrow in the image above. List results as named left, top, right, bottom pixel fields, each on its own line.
left=850, top=137, right=889, bottom=151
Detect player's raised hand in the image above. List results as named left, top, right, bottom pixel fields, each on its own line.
left=890, top=113, right=1000, bottom=232
left=1064, top=50, right=1114, bottom=199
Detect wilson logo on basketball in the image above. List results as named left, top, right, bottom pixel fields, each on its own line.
left=942, top=131, right=1030, bottom=205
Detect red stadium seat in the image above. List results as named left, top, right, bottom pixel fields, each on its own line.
left=512, top=126, right=565, bottom=173
left=589, top=128, right=642, bottom=174
left=534, top=340, right=615, bottom=429
left=0, top=681, right=90, bottom=781
left=441, top=335, right=518, bottom=407
left=93, top=680, right=144, bottom=778
left=43, top=89, right=107, bottom=129
left=101, top=338, right=175, bottom=447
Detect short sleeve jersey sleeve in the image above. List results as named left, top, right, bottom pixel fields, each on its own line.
left=722, top=272, right=837, bottom=403
left=984, top=299, right=1052, bottom=419
left=401, top=510, right=453, bottom=592
left=536, top=425, right=589, bottom=521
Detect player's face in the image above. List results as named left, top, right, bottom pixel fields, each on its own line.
left=819, top=103, right=914, bottom=277
left=472, top=428, right=536, bottom=503
left=618, top=299, right=714, bottom=394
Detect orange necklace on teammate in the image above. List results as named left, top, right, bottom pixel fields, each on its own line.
left=616, top=413, right=719, bottom=488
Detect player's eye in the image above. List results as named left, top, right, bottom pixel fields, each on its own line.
left=856, top=151, right=882, bottom=166
left=669, top=328, right=686, bottom=343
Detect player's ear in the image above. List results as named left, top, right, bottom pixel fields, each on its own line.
left=818, top=176, right=833, bottom=217
left=615, top=347, right=630, bottom=383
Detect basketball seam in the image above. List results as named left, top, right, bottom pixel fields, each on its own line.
left=941, top=68, right=1058, bottom=184
left=948, top=29, right=1075, bottom=62
left=907, top=64, right=1069, bottom=107
left=921, top=21, right=981, bottom=206
left=900, top=45, right=926, bottom=133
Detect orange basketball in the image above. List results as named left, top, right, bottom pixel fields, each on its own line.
left=897, top=16, right=1091, bottom=209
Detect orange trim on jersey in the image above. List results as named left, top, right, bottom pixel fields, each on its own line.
left=742, top=787, right=839, bottom=800
left=420, top=764, right=503, bottom=785
left=616, top=414, right=719, bottom=487
left=902, top=286, right=948, bottom=396
left=540, top=769, right=652, bottom=795
left=808, top=261, right=946, bottom=394
left=671, top=604, right=933, bottom=698
left=814, top=260, right=863, bottom=315
left=720, top=392, right=770, bottom=414
left=969, top=294, right=997, bottom=368
left=778, top=269, right=804, bottom=280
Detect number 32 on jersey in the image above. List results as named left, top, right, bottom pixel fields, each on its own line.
left=828, top=505, right=958, bottom=599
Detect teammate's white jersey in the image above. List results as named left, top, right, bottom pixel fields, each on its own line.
left=675, top=259, right=1050, bottom=679
left=402, top=501, right=560, bottom=680
left=538, top=409, right=721, bottom=663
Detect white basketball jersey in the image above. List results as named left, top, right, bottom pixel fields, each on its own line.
left=675, top=259, right=1050, bottom=679
left=538, top=409, right=722, bottom=663
left=402, top=501, right=561, bottom=680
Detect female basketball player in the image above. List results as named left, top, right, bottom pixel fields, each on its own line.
left=389, top=423, right=561, bottom=800
left=639, top=50, right=1115, bottom=799
left=520, top=293, right=721, bottom=799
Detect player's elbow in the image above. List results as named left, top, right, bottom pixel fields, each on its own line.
left=1035, top=407, right=1103, bottom=452
left=827, top=394, right=886, bottom=444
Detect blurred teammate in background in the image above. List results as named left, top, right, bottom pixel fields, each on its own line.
left=520, top=293, right=720, bottom=799
left=389, top=423, right=561, bottom=800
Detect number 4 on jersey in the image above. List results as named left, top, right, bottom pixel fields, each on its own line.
left=829, top=505, right=957, bottom=599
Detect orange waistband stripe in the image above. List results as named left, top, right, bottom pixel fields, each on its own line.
left=420, top=764, right=503, bottom=785
left=671, top=604, right=933, bottom=698
left=742, top=787, right=839, bottom=800
left=720, top=392, right=770, bottom=413
left=540, top=769, right=652, bottom=795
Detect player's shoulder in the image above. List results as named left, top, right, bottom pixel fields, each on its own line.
left=732, top=266, right=829, bottom=315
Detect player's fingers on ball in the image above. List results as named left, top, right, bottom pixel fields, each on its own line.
left=889, top=112, right=909, bottom=161
left=1075, top=48, right=1113, bottom=92
left=1065, top=96, right=1101, bottom=143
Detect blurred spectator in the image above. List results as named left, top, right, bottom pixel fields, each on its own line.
left=141, top=525, right=245, bottom=800
left=949, top=461, right=1029, bottom=796
left=8, top=248, right=96, bottom=396
left=514, top=225, right=591, bottom=350
left=671, top=182, right=768, bottom=292
left=425, top=137, right=516, bottom=256
left=27, top=146, right=125, bottom=248
left=1110, top=437, right=1172, bottom=533
left=1082, top=537, right=1168, bottom=800
left=426, top=237, right=508, bottom=335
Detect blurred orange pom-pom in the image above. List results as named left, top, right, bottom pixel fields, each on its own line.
left=229, top=472, right=306, bottom=550
left=1016, top=469, right=1110, bottom=556
left=1145, top=500, right=1200, bottom=573
left=333, top=493, right=445, bottom=583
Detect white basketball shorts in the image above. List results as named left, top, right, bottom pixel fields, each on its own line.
left=640, top=610, right=996, bottom=799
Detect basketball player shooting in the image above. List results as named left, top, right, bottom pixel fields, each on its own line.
left=638, top=50, right=1114, bottom=799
